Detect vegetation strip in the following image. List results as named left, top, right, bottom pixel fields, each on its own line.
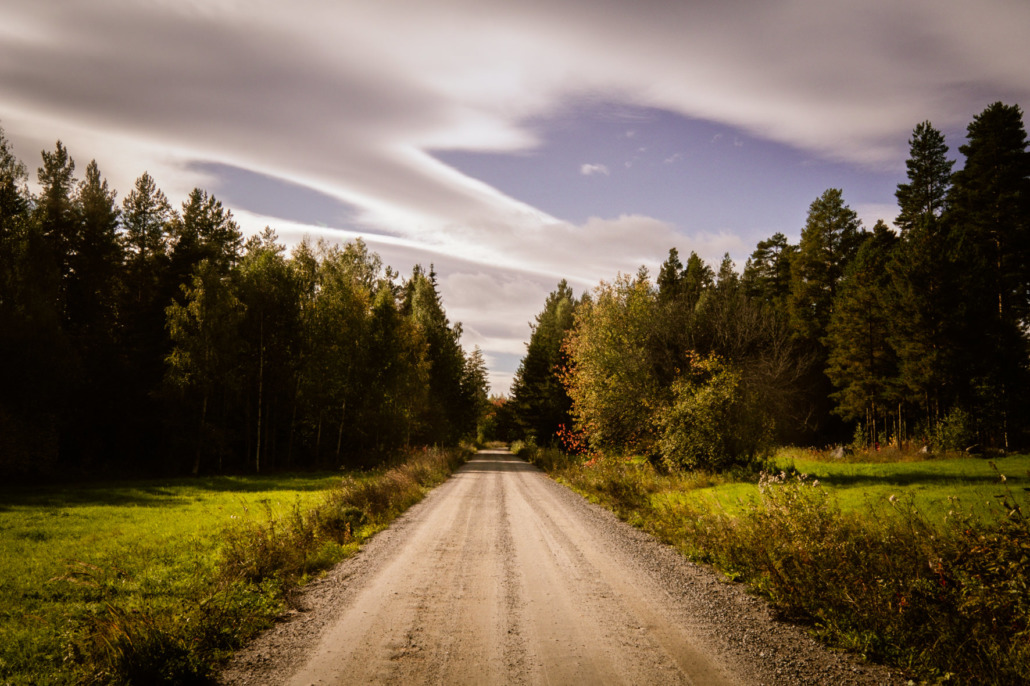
left=0, top=446, right=469, bottom=685
left=518, top=444, right=1030, bottom=686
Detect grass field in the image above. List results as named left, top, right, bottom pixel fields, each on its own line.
left=0, top=473, right=342, bottom=684
left=670, top=450, right=1030, bottom=523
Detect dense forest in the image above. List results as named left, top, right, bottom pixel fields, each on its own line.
left=507, top=102, right=1030, bottom=467
left=0, top=128, right=488, bottom=478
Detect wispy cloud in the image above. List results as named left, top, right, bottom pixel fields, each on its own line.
left=0, top=0, right=1026, bottom=391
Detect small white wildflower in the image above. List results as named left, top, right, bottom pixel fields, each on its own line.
left=889, top=494, right=897, bottom=504
left=1000, top=474, right=1007, bottom=482
left=812, top=479, right=820, bottom=488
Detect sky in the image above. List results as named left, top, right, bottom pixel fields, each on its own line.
left=2, top=0, right=1029, bottom=394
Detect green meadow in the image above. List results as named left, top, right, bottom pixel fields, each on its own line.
left=668, top=451, right=1030, bottom=523
left=0, top=473, right=340, bottom=684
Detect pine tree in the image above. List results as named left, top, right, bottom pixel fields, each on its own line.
left=682, top=251, right=714, bottom=310
left=947, top=102, right=1030, bottom=447
left=743, top=232, right=795, bottom=310
left=889, top=122, right=961, bottom=426
left=895, top=122, right=954, bottom=234
left=825, top=221, right=900, bottom=443
left=34, top=141, right=77, bottom=316
left=510, top=280, right=578, bottom=444
left=168, top=189, right=242, bottom=296
left=789, top=188, right=865, bottom=344
left=787, top=188, right=864, bottom=440
left=656, top=248, right=684, bottom=302
left=0, top=126, right=67, bottom=472
left=69, top=160, right=122, bottom=342
left=121, top=173, right=173, bottom=307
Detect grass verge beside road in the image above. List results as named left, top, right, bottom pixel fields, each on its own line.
left=0, top=446, right=469, bottom=685
left=519, top=444, right=1030, bottom=685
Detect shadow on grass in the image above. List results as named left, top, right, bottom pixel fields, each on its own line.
left=0, top=473, right=342, bottom=511
left=820, top=471, right=1026, bottom=488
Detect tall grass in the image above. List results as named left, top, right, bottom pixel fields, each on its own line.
left=534, top=446, right=1030, bottom=685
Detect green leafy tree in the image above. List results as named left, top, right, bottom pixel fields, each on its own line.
left=562, top=272, right=664, bottom=456
left=404, top=265, right=471, bottom=444
left=359, top=285, right=426, bottom=453
left=304, top=242, right=371, bottom=464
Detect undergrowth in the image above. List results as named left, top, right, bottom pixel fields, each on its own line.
left=527, top=443, right=1030, bottom=685
left=50, top=446, right=469, bottom=685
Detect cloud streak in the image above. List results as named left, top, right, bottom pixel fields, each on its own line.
left=1, top=0, right=1027, bottom=391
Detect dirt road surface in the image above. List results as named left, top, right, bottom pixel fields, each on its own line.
left=221, top=450, right=902, bottom=685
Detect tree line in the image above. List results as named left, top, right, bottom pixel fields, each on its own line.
left=0, top=128, right=488, bottom=478
left=507, top=102, right=1030, bottom=467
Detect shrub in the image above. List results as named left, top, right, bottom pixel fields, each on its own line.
left=645, top=470, right=1028, bottom=684
left=657, top=354, right=771, bottom=471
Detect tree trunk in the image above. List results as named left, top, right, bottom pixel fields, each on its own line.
left=255, top=315, right=264, bottom=473
left=336, top=399, right=347, bottom=465
left=316, top=412, right=322, bottom=460
left=192, top=392, right=208, bottom=476
left=287, top=376, right=300, bottom=469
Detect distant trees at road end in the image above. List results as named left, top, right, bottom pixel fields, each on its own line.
left=507, top=102, right=1030, bottom=468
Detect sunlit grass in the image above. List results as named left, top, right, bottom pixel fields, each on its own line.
left=0, top=473, right=340, bottom=684
left=654, top=452, right=1030, bottom=524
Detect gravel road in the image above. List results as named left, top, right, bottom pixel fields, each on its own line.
left=220, top=450, right=904, bottom=685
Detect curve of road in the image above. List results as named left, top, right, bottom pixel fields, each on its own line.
left=221, top=450, right=902, bottom=685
